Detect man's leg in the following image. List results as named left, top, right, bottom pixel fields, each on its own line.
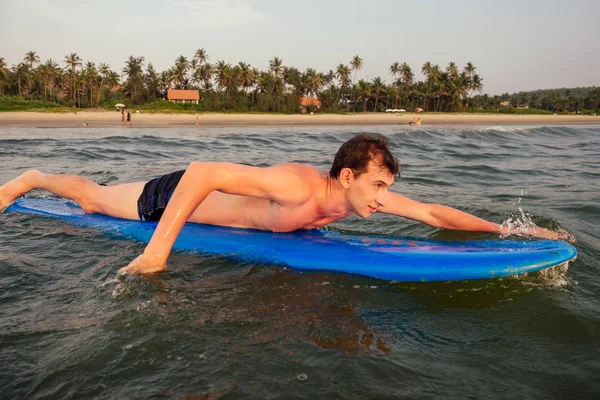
left=0, top=170, right=146, bottom=220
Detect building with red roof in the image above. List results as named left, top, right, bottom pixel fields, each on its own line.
left=167, top=89, right=200, bottom=104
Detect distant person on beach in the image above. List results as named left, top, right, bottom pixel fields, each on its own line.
left=120, top=110, right=125, bottom=127
left=126, top=111, right=132, bottom=127
left=0, top=133, right=573, bottom=275
left=195, top=115, right=199, bottom=127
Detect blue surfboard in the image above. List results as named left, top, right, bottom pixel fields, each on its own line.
left=5, top=199, right=576, bottom=282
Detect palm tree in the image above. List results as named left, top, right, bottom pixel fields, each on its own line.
left=268, top=57, right=284, bottom=110
left=172, top=55, right=190, bottom=89
left=323, top=70, right=335, bottom=90
left=400, top=63, right=414, bottom=109
left=24, top=51, right=40, bottom=69
left=355, top=80, right=371, bottom=112
left=122, top=55, right=145, bottom=104
left=106, top=71, right=121, bottom=101
left=464, top=62, right=476, bottom=77
left=350, top=55, right=363, bottom=85
left=449, top=73, right=469, bottom=111
left=64, top=53, right=82, bottom=106
left=268, top=57, right=284, bottom=78
left=302, top=68, right=322, bottom=97
left=371, top=77, right=386, bottom=112
left=37, top=62, right=51, bottom=100
left=350, top=55, right=363, bottom=107
left=283, top=66, right=302, bottom=95
left=237, top=62, right=254, bottom=95
left=193, top=48, right=209, bottom=65
left=198, top=63, right=213, bottom=90
left=44, top=59, right=60, bottom=102
left=429, top=64, right=442, bottom=111
left=446, top=62, right=458, bottom=80
left=336, top=64, right=351, bottom=105
left=215, top=60, right=234, bottom=98
left=83, top=61, right=98, bottom=107
left=385, top=86, right=398, bottom=109
left=389, top=62, right=401, bottom=108
left=14, top=63, right=31, bottom=98
left=96, top=63, right=111, bottom=106
left=0, top=57, right=8, bottom=95
left=469, top=74, right=483, bottom=100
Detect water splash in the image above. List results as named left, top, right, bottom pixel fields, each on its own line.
left=500, top=190, right=538, bottom=237
left=513, top=260, right=574, bottom=289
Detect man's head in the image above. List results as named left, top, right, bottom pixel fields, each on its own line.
left=330, top=134, right=400, bottom=218
left=329, top=133, right=399, bottom=180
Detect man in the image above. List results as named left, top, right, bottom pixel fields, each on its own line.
left=0, top=134, right=571, bottom=275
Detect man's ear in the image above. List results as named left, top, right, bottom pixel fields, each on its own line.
left=339, top=168, right=353, bottom=189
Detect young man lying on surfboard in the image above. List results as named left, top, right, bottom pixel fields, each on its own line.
left=0, top=133, right=573, bottom=275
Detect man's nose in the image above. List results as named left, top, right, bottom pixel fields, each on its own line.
left=376, top=191, right=387, bottom=207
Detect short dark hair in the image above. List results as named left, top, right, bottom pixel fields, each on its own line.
left=329, top=133, right=399, bottom=179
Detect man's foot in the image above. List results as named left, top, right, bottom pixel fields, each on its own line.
left=0, top=170, right=41, bottom=213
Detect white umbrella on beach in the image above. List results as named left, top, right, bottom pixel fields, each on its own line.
left=115, top=103, right=125, bottom=108
left=398, top=109, right=406, bottom=112
left=385, top=109, right=394, bottom=112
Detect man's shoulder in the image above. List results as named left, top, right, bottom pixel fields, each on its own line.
left=275, top=163, right=323, bottom=183
left=268, top=163, right=321, bottom=203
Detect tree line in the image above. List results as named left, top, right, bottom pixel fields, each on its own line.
left=0, top=50, right=597, bottom=113
left=471, top=87, right=600, bottom=113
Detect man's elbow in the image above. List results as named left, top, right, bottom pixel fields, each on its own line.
left=185, top=162, right=220, bottom=189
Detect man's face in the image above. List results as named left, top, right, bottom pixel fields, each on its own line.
left=346, top=160, right=395, bottom=218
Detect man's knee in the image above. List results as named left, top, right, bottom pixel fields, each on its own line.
left=79, top=197, right=100, bottom=214
left=77, top=185, right=105, bottom=214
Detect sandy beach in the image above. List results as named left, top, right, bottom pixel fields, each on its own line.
left=0, top=111, right=598, bottom=128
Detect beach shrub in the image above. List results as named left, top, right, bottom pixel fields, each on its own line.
left=181, top=103, right=206, bottom=112
left=0, top=95, right=66, bottom=112
left=580, top=109, right=599, bottom=116
left=464, top=107, right=553, bottom=115
left=137, top=101, right=185, bottom=111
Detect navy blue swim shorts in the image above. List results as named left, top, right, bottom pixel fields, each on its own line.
left=137, top=170, right=186, bottom=221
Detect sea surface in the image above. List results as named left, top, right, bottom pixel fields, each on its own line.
left=0, top=125, right=599, bottom=399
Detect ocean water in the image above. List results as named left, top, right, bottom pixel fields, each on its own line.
left=0, top=125, right=599, bottom=399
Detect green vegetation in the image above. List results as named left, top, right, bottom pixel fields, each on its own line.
left=470, top=87, right=600, bottom=114
left=0, top=95, right=70, bottom=112
left=464, top=107, right=554, bottom=115
left=0, top=50, right=598, bottom=114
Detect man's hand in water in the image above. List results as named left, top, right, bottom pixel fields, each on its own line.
left=118, top=253, right=167, bottom=275
left=534, top=227, right=576, bottom=243
left=501, top=225, right=576, bottom=243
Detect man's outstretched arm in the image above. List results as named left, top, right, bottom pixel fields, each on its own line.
left=119, top=162, right=310, bottom=275
left=379, top=192, right=574, bottom=242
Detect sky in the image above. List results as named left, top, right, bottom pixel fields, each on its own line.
left=1, top=0, right=598, bottom=95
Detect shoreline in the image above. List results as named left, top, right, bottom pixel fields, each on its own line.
left=0, top=111, right=599, bottom=128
